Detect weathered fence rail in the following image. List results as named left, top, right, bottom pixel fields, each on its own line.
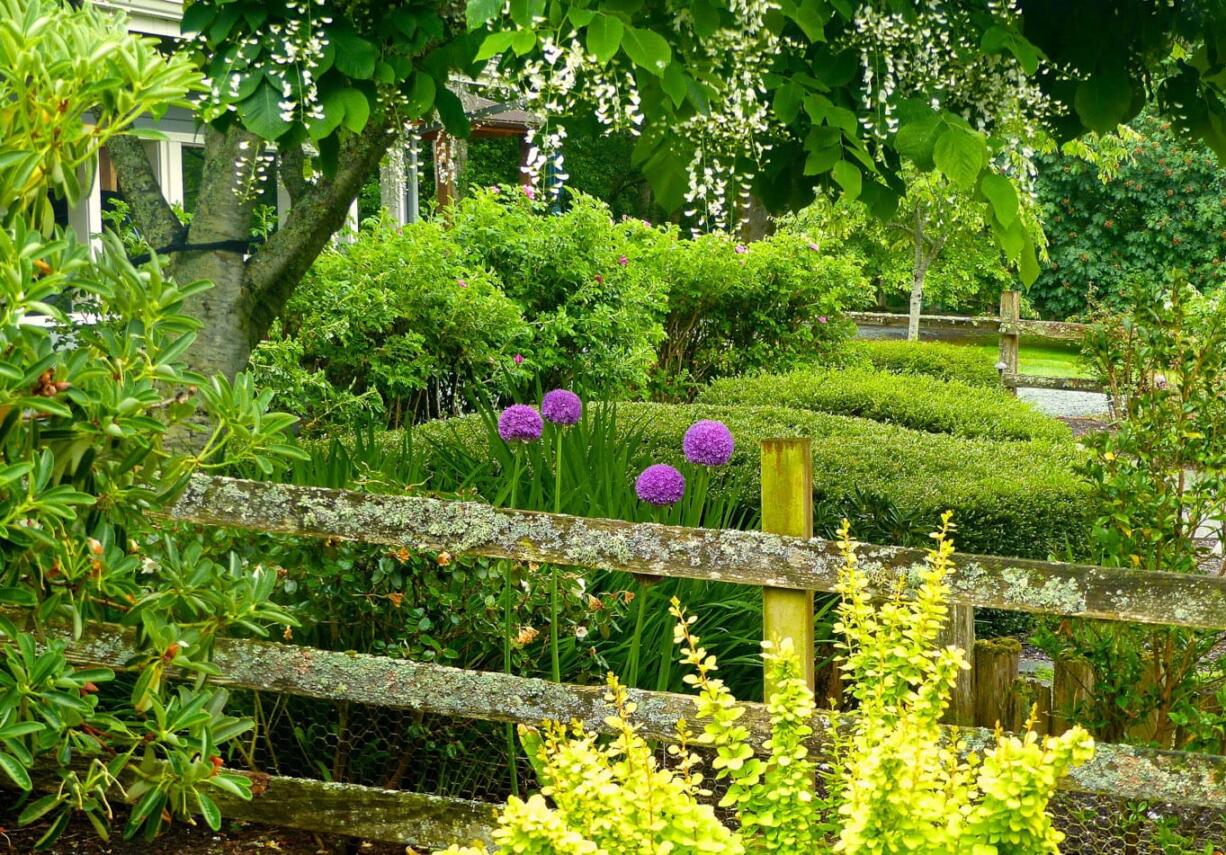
left=848, top=292, right=1105, bottom=395
left=160, top=475, right=1226, bottom=629
left=11, top=458, right=1226, bottom=847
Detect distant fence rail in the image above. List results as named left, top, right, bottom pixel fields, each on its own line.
left=848, top=292, right=1105, bottom=395
left=9, top=463, right=1226, bottom=847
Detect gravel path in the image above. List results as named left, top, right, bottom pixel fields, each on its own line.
left=1018, top=387, right=1109, bottom=418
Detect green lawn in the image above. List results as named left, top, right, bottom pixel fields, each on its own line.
left=946, top=335, right=1089, bottom=378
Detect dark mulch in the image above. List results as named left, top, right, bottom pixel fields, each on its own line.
left=1058, top=415, right=1112, bottom=437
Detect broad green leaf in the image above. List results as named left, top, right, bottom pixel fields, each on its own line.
left=236, top=82, right=293, bottom=140
left=622, top=26, right=671, bottom=77
left=1075, top=66, right=1134, bottom=133
left=405, top=73, right=436, bottom=119
left=0, top=586, right=36, bottom=606
left=933, top=125, right=986, bottom=190
left=195, top=790, right=222, bottom=831
left=586, top=13, right=624, bottom=65
left=336, top=87, right=371, bottom=133
left=832, top=159, right=861, bottom=200
left=980, top=172, right=1019, bottom=226
left=330, top=27, right=378, bottom=80
left=895, top=112, right=945, bottom=170
left=466, top=0, right=501, bottom=30
left=475, top=31, right=516, bottom=61
left=662, top=63, right=687, bottom=107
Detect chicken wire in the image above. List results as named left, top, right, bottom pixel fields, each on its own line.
left=220, top=688, right=1225, bottom=854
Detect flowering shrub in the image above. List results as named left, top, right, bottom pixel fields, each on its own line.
left=437, top=519, right=1094, bottom=854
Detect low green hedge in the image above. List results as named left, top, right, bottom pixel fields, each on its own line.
left=412, top=402, right=1089, bottom=560
left=840, top=339, right=1001, bottom=388
left=697, top=367, right=1069, bottom=442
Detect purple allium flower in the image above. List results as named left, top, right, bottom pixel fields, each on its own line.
left=635, top=464, right=685, bottom=506
left=513, top=353, right=524, bottom=365
left=498, top=405, right=543, bottom=443
left=683, top=420, right=735, bottom=466
left=735, top=244, right=748, bottom=254
left=541, top=389, right=583, bottom=425
left=618, top=255, right=629, bottom=266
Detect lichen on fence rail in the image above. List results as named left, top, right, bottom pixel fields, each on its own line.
left=20, top=612, right=1225, bottom=811
left=161, top=476, right=1226, bottom=630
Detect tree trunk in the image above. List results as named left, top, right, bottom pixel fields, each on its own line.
left=908, top=207, right=928, bottom=342
left=108, top=119, right=395, bottom=380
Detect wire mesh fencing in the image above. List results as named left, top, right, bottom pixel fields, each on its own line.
left=220, top=687, right=1225, bottom=854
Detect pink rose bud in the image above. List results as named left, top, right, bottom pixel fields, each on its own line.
left=808, top=242, right=819, bottom=251
left=457, top=279, right=468, bottom=288
left=819, top=316, right=828, bottom=324
left=595, top=274, right=604, bottom=284
left=618, top=255, right=629, bottom=266
left=735, top=244, right=748, bottom=254
left=513, top=353, right=524, bottom=365
left=523, top=185, right=535, bottom=200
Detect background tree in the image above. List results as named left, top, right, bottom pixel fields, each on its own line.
left=1032, top=114, right=1226, bottom=319
left=108, top=0, right=1226, bottom=379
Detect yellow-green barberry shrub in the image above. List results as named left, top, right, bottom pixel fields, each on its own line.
left=437, top=516, right=1094, bottom=854
left=830, top=514, right=1095, bottom=854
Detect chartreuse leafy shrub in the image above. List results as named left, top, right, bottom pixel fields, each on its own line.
left=438, top=520, right=1094, bottom=854
left=0, top=1, right=303, bottom=846
left=638, top=227, right=871, bottom=399
left=837, top=339, right=1002, bottom=388
left=413, top=402, right=1090, bottom=560
left=699, top=367, right=1068, bottom=442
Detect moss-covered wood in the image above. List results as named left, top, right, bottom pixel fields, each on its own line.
left=28, top=755, right=494, bottom=847
left=22, top=612, right=1226, bottom=810
left=1004, top=373, right=1106, bottom=393
left=163, top=476, right=1226, bottom=630
left=847, top=311, right=1003, bottom=332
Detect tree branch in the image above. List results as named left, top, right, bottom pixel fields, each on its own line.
left=240, top=118, right=395, bottom=348
left=105, top=135, right=182, bottom=249
left=277, top=143, right=311, bottom=207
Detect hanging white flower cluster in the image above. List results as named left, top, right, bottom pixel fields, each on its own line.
left=197, top=0, right=332, bottom=132
left=521, top=124, right=569, bottom=203
left=482, top=0, right=781, bottom=231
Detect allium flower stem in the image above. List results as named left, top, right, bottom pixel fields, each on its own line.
left=503, top=448, right=523, bottom=798
left=626, top=576, right=653, bottom=689
left=550, top=428, right=564, bottom=683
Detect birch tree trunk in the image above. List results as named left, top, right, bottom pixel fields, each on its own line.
left=907, top=205, right=928, bottom=342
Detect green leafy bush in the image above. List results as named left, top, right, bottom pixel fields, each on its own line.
left=838, top=339, right=1002, bottom=387
left=1032, top=114, right=1226, bottom=319
left=261, top=189, right=872, bottom=429
left=642, top=228, right=870, bottom=397
left=448, top=189, right=668, bottom=397
left=699, top=367, right=1069, bottom=442
left=413, top=402, right=1090, bottom=560
left=438, top=522, right=1095, bottom=854
left=253, top=215, right=531, bottom=428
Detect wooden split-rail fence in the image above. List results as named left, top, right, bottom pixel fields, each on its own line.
left=848, top=290, right=1106, bottom=395
left=11, top=442, right=1226, bottom=849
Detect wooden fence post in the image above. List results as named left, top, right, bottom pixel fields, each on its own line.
left=973, top=637, right=1020, bottom=729
left=939, top=603, right=976, bottom=725
left=761, top=439, right=816, bottom=696
left=999, top=290, right=1020, bottom=396
left=1053, top=655, right=1096, bottom=736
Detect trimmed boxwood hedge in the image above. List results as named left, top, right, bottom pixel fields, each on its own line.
left=840, top=339, right=1001, bottom=388
left=412, top=402, right=1089, bottom=560
left=697, top=367, right=1069, bottom=442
